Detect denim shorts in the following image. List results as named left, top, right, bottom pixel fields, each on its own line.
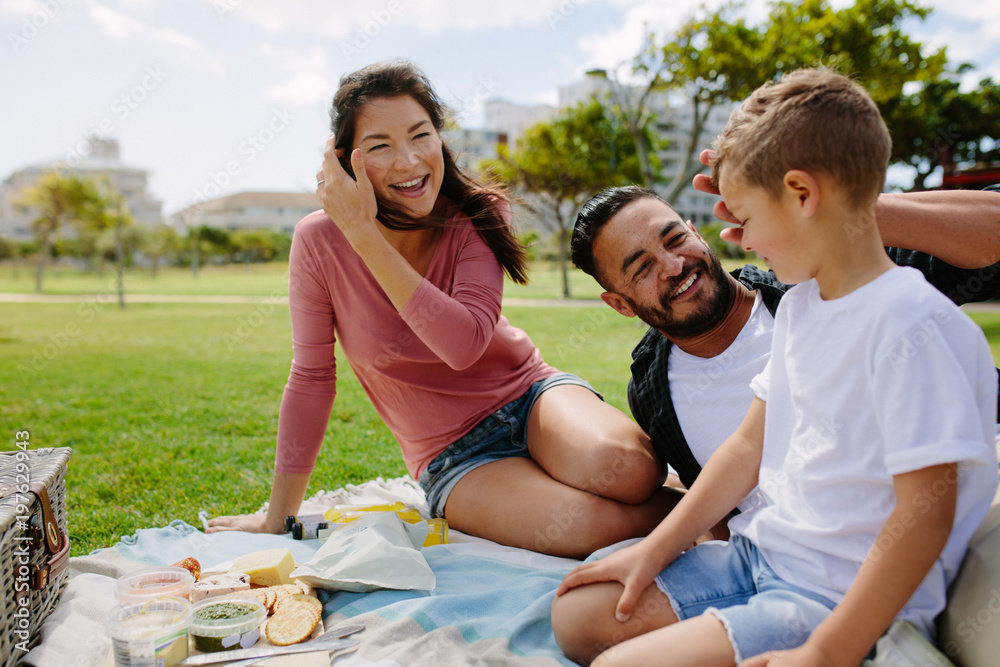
left=654, top=535, right=837, bottom=662
left=418, top=372, right=600, bottom=518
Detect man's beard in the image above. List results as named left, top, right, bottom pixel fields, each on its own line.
left=624, top=254, right=734, bottom=339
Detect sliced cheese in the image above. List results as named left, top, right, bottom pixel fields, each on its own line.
left=190, top=572, right=251, bottom=602
left=230, top=548, right=295, bottom=587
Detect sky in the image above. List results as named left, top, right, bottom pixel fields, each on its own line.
left=2, top=0, right=999, bottom=218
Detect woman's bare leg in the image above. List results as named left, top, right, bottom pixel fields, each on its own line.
left=526, top=384, right=664, bottom=504
left=525, top=385, right=730, bottom=542
left=443, top=457, right=682, bottom=558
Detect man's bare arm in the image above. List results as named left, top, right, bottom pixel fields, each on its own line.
left=693, top=150, right=1000, bottom=269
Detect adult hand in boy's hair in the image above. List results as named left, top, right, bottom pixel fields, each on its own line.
left=692, top=149, right=746, bottom=247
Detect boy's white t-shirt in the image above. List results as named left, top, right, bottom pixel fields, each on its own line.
left=669, top=291, right=773, bottom=511
left=730, top=267, right=999, bottom=639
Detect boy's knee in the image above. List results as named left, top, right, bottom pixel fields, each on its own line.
left=552, top=588, right=614, bottom=665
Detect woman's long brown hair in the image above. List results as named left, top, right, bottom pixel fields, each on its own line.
left=330, top=59, right=528, bottom=284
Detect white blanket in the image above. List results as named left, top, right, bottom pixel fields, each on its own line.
left=24, top=477, right=579, bottom=667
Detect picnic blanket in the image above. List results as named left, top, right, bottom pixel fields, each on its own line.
left=23, top=477, right=581, bottom=667
left=23, top=469, right=1000, bottom=667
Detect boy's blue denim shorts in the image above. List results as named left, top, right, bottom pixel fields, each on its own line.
left=654, top=535, right=837, bottom=662
left=418, top=372, right=600, bottom=518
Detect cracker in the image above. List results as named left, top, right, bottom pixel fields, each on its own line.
left=273, top=583, right=305, bottom=596
left=265, top=603, right=320, bottom=646
left=270, top=586, right=296, bottom=607
left=274, top=593, right=322, bottom=619
left=235, top=587, right=276, bottom=612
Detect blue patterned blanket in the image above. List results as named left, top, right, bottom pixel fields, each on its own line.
left=25, top=478, right=580, bottom=667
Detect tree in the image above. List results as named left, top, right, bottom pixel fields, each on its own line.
left=584, top=66, right=665, bottom=189
left=0, top=235, right=19, bottom=268
left=63, top=180, right=135, bottom=307
left=482, top=99, right=650, bottom=298
left=883, top=70, right=1000, bottom=190
left=59, top=225, right=102, bottom=273
left=15, top=172, right=108, bottom=293
left=230, top=229, right=290, bottom=268
left=187, top=225, right=232, bottom=277
left=141, top=223, right=182, bottom=277
left=647, top=2, right=766, bottom=202
left=105, top=193, right=134, bottom=308
left=627, top=0, right=951, bottom=201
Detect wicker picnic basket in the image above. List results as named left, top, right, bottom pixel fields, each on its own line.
left=0, top=447, right=72, bottom=665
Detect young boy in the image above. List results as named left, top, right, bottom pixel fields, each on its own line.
left=551, top=68, right=999, bottom=667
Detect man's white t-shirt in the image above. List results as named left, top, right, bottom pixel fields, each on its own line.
left=731, top=267, right=999, bottom=639
left=669, top=291, right=774, bottom=511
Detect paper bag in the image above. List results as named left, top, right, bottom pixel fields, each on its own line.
left=290, top=512, right=436, bottom=593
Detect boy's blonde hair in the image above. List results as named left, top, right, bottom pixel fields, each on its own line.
left=711, top=68, right=891, bottom=209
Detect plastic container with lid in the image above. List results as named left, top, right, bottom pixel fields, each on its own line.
left=115, top=566, right=195, bottom=603
left=189, top=595, right=266, bottom=652
left=107, top=596, right=192, bottom=667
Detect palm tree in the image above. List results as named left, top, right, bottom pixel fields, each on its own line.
left=16, top=172, right=106, bottom=293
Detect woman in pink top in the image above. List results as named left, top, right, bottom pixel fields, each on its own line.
left=209, top=60, right=680, bottom=558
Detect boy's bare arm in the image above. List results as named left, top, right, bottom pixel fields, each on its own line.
left=744, top=463, right=959, bottom=667
left=643, top=397, right=767, bottom=557
left=556, top=398, right=766, bottom=620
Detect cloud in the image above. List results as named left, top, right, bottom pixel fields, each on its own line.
left=223, top=0, right=612, bottom=37
left=0, top=0, right=47, bottom=17
left=266, top=70, right=334, bottom=107
left=574, top=1, right=707, bottom=82
left=87, top=2, right=224, bottom=72
left=578, top=0, right=1000, bottom=85
left=915, top=3, right=1000, bottom=79
left=259, top=46, right=334, bottom=106
left=408, top=0, right=602, bottom=32
left=89, top=3, right=145, bottom=37
left=157, top=26, right=204, bottom=54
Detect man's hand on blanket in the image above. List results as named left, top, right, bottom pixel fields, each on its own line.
left=206, top=512, right=273, bottom=534
left=555, top=540, right=664, bottom=623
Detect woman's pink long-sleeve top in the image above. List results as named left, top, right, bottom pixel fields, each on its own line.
left=274, top=206, right=556, bottom=480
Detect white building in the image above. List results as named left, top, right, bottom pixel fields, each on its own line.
left=0, top=137, right=162, bottom=241
left=559, top=74, right=735, bottom=226
left=441, top=127, right=507, bottom=175
left=168, top=191, right=320, bottom=235
left=482, top=99, right=557, bottom=147
left=655, top=102, right=736, bottom=225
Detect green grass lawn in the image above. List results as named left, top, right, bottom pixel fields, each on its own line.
left=0, top=299, right=648, bottom=555
left=0, top=262, right=293, bottom=297
left=3, top=268, right=999, bottom=556
left=0, top=260, right=611, bottom=300
left=0, top=258, right=762, bottom=300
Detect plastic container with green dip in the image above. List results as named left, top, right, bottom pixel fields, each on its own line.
left=107, top=596, right=192, bottom=667
left=114, top=566, right=195, bottom=603
left=189, top=595, right=266, bottom=652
